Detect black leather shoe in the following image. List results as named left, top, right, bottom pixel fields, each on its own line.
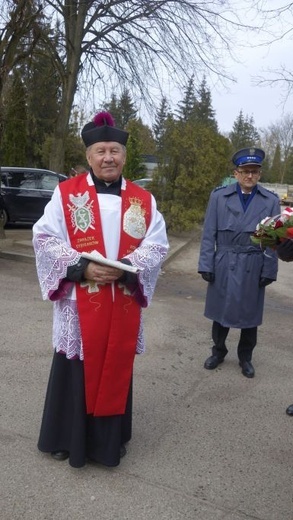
left=239, top=361, right=255, bottom=378
left=120, top=445, right=127, bottom=458
left=286, top=404, right=293, bottom=416
left=51, top=450, right=69, bottom=461
left=204, top=355, right=224, bottom=370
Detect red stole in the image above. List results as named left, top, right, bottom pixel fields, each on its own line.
left=59, top=174, right=151, bottom=416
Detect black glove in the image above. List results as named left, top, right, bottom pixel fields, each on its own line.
left=259, top=277, right=275, bottom=288
left=200, top=272, right=215, bottom=283
left=117, top=258, right=138, bottom=286
left=66, top=257, right=90, bottom=282
left=276, top=239, right=293, bottom=262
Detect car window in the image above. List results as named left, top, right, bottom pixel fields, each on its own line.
left=21, top=173, right=38, bottom=189
left=39, top=172, right=60, bottom=190
left=1, top=173, right=8, bottom=187
left=4, top=171, right=38, bottom=189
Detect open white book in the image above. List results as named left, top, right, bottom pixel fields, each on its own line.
left=81, top=250, right=139, bottom=274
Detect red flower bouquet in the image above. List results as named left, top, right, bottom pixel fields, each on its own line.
left=251, top=207, right=293, bottom=249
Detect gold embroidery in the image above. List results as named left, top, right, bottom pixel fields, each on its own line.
left=123, top=197, right=146, bottom=239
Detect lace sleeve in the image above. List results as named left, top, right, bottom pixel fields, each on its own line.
left=33, top=233, right=80, bottom=300
left=131, top=243, right=168, bottom=306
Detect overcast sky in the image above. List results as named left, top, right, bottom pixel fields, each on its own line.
left=211, top=20, right=293, bottom=134
left=154, top=1, right=293, bottom=135
left=86, top=2, right=293, bottom=135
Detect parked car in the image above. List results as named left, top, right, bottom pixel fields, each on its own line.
left=132, top=178, right=153, bottom=190
left=0, top=166, right=67, bottom=226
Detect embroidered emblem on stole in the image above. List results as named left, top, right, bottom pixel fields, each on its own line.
left=123, top=197, right=146, bottom=238
left=67, top=191, right=95, bottom=233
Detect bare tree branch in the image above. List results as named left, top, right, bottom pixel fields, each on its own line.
left=5, top=0, right=264, bottom=171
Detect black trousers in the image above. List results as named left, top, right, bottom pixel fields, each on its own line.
left=211, top=321, right=257, bottom=362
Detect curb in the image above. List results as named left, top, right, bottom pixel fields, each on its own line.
left=0, top=229, right=200, bottom=265
left=0, top=237, right=196, bottom=265
left=163, top=236, right=195, bottom=267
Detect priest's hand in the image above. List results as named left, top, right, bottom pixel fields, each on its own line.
left=84, top=262, right=123, bottom=284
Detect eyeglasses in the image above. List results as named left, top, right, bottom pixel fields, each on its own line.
left=236, top=169, right=261, bottom=176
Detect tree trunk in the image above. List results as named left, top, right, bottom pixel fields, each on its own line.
left=48, top=1, right=87, bottom=173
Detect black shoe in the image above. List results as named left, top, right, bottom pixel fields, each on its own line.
left=286, top=404, right=293, bottom=416
left=120, top=445, right=127, bottom=458
left=204, top=355, right=224, bottom=370
left=239, top=360, right=255, bottom=378
left=51, top=450, right=69, bottom=461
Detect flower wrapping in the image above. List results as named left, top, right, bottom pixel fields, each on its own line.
left=251, top=206, right=293, bottom=249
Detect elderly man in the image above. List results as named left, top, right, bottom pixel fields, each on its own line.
left=33, top=111, right=169, bottom=468
left=198, top=147, right=280, bottom=378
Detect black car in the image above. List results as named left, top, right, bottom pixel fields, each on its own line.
left=0, top=166, right=67, bottom=226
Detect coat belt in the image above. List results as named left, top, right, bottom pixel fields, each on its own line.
left=216, top=245, right=263, bottom=254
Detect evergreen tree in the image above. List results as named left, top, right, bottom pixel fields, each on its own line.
left=63, top=111, right=88, bottom=175
left=2, top=72, right=27, bottom=165
left=132, top=117, right=156, bottom=155
left=176, top=75, right=197, bottom=122
left=104, top=94, right=120, bottom=126
left=123, top=119, right=146, bottom=180
left=229, top=110, right=260, bottom=151
left=286, top=149, right=293, bottom=184
left=153, top=117, right=231, bottom=231
left=119, top=89, right=137, bottom=128
left=26, top=37, right=61, bottom=166
left=153, top=96, right=170, bottom=151
left=104, top=89, right=137, bottom=129
left=152, top=97, right=175, bottom=175
left=195, top=76, right=218, bottom=132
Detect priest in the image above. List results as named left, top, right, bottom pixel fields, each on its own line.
left=33, top=111, right=169, bottom=468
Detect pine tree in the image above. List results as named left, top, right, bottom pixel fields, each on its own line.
left=20, top=24, right=61, bottom=167
left=176, top=75, right=197, bottom=122
left=105, top=89, right=137, bottom=129
left=132, top=117, right=156, bottom=155
left=152, top=96, right=172, bottom=171
left=104, top=94, right=120, bottom=126
left=153, top=96, right=169, bottom=148
left=229, top=111, right=260, bottom=151
left=2, top=72, right=27, bottom=165
left=123, top=119, right=147, bottom=180
left=195, top=77, right=218, bottom=132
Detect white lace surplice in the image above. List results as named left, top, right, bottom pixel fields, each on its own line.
left=33, top=175, right=169, bottom=359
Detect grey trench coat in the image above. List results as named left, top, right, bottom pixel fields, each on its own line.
left=198, top=183, right=280, bottom=328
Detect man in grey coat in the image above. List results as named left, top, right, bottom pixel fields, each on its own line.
left=198, top=147, right=280, bottom=378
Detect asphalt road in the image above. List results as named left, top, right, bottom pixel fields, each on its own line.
left=0, top=240, right=293, bottom=520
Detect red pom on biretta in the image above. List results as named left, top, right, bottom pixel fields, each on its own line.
left=93, top=111, right=115, bottom=127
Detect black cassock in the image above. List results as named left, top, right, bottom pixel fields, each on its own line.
left=38, top=351, right=132, bottom=468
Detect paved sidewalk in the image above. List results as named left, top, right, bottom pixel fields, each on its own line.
left=1, top=228, right=293, bottom=520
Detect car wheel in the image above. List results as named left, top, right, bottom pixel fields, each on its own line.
left=0, top=209, right=8, bottom=227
